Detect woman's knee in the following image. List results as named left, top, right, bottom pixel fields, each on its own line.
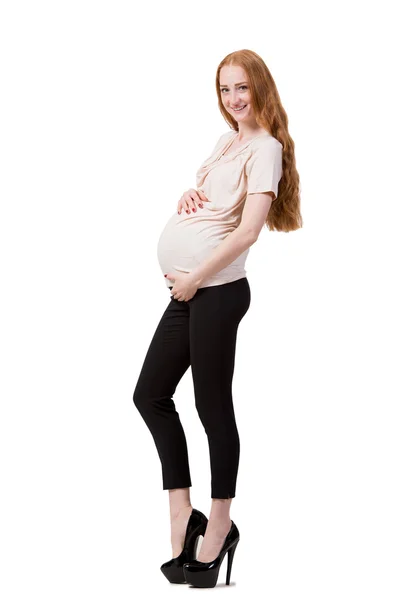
left=133, top=386, right=147, bottom=411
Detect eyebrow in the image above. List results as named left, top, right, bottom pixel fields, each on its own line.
left=219, top=81, right=248, bottom=87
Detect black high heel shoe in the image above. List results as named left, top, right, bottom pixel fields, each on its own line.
left=160, top=508, right=208, bottom=584
left=183, top=520, right=240, bottom=588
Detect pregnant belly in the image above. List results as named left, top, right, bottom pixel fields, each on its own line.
left=157, top=212, right=232, bottom=277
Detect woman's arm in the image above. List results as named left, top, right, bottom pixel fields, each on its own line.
left=190, top=192, right=274, bottom=286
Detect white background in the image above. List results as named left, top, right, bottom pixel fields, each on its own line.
left=1, top=0, right=399, bottom=598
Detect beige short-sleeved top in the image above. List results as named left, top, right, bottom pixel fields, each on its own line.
left=157, top=129, right=283, bottom=289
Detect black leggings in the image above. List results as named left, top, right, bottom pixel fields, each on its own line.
left=133, top=277, right=251, bottom=498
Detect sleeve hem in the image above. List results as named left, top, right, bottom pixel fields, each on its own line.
left=247, top=188, right=277, bottom=199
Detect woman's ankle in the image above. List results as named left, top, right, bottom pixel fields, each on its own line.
left=170, top=504, right=193, bottom=522
left=168, top=488, right=192, bottom=521
left=208, top=497, right=232, bottom=522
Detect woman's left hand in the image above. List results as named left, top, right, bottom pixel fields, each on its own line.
left=165, top=271, right=200, bottom=302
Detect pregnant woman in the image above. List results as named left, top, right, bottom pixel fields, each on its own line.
left=133, top=48, right=302, bottom=588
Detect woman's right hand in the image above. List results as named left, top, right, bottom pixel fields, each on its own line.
left=177, top=189, right=210, bottom=214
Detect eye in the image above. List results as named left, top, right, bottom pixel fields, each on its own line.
left=220, top=85, right=247, bottom=93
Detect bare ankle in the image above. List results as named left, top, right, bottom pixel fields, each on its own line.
left=168, top=488, right=192, bottom=521
left=171, top=505, right=192, bottom=521
left=208, top=498, right=232, bottom=522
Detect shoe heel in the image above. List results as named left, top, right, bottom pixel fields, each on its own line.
left=160, top=508, right=208, bottom=584
left=183, top=520, right=240, bottom=588
left=226, top=538, right=239, bottom=585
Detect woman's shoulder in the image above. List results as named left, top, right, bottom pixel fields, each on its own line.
left=252, top=131, right=282, bottom=151
left=244, top=134, right=283, bottom=173
left=206, top=130, right=235, bottom=158
left=217, top=130, right=236, bottom=144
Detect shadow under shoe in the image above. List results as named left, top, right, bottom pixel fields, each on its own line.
left=182, top=520, right=240, bottom=588
left=160, top=508, right=208, bottom=584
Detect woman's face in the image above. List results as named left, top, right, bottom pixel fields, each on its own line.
left=219, top=64, right=253, bottom=123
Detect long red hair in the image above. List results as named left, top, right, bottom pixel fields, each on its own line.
left=216, top=49, right=303, bottom=233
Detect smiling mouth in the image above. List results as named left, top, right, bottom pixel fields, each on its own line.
left=232, top=105, right=247, bottom=112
